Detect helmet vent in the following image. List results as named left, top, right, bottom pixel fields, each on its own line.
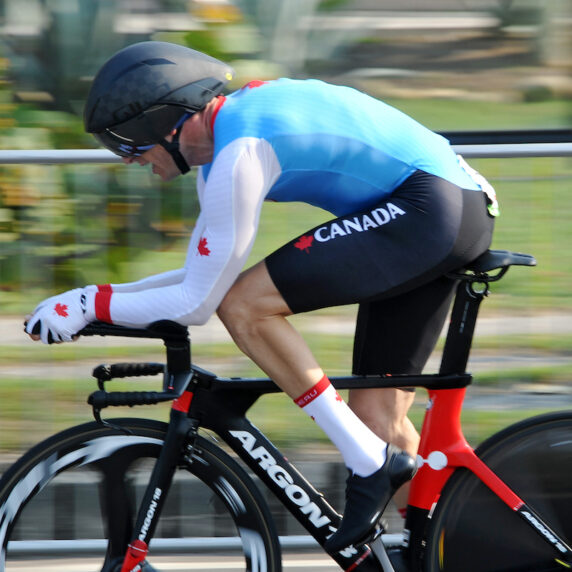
left=142, top=58, right=174, bottom=66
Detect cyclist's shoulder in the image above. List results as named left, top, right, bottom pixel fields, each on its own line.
left=213, top=80, right=374, bottom=158
left=215, top=78, right=305, bottom=133
left=199, top=135, right=279, bottom=189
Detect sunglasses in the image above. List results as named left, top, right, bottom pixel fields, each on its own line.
left=95, top=107, right=192, bottom=158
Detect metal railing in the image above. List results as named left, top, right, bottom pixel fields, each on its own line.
left=1, top=142, right=572, bottom=165
left=8, top=533, right=405, bottom=556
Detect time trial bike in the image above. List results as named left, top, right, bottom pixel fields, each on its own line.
left=0, top=248, right=570, bottom=572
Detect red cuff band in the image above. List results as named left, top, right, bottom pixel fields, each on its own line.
left=293, top=375, right=330, bottom=408
left=95, top=284, right=112, bottom=323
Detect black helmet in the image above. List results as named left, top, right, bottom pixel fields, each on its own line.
left=84, top=41, right=234, bottom=172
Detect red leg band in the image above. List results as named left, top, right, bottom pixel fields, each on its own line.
left=293, top=375, right=330, bottom=408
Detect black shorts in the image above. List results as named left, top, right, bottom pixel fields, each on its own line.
left=265, top=170, right=495, bottom=375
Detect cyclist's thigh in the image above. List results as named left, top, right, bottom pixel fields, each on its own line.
left=352, top=184, right=494, bottom=376
left=352, top=275, right=456, bottom=376
left=218, top=260, right=293, bottom=318
left=266, top=171, right=491, bottom=314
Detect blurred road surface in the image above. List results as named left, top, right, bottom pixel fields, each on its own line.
left=6, top=552, right=340, bottom=571
left=5, top=312, right=572, bottom=346
left=3, top=313, right=572, bottom=389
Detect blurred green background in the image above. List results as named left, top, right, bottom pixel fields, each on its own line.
left=0, top=0, right=571, bottom=455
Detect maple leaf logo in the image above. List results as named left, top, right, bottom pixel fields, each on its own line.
left=54, top=303, right=69, bottom=318
left=198, top=237, right=211, bottom=256
left=335, top=392, right=343, bottom=403
left=294, top=235, right=314, bottom=253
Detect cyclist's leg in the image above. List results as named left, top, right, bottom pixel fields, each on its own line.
left=219, top=171, right=493, bottom=549
left=350, top=275, right=458, bottom=509
left=347, top=179, right=494, bottom=513
left=220, top=262, right=416, bottom=553
left=218, top=261, right=389, bottom=479
left=218, top=261, right=323, bottom=398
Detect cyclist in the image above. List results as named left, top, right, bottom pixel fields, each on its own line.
left=25, top=41, right=497, bottom=552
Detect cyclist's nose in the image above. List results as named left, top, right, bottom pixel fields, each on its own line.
left=122, top=156, right=148, bottom=166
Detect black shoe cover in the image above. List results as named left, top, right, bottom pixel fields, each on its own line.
left=324, top=444, right=417, bottom=553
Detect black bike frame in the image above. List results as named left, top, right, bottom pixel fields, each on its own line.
left=85, top=323, right=472, bottom=572
left=82, top=249, right=566, bottom=572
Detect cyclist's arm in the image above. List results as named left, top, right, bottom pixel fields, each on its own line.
left=95, top=138, right=280, bottom=327
left=104, top=212, right=207, bottom=294
left=105, top=166, right=214, bottom=294
left=105, top=268, right=186, bottom=293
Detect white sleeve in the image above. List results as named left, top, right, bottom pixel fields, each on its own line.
left=101, top=138, right=281, bottom=328
left=104, top=211, right=207, bottom=293
left=108, top=269, right=187, bottom=293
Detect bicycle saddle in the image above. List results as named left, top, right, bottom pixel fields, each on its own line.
left=466, top=249, right=537, bottom=273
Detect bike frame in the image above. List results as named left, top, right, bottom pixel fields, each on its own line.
left=404, top=278, right=572, bottom=570
left=81, top=250, right=570, bottom=572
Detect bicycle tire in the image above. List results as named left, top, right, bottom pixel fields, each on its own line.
left=424, top=411, right=572, bottom=572
left=0, top=418, right=282, bottom=572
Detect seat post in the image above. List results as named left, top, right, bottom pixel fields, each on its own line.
left=439, top=280, right=487, bottom=375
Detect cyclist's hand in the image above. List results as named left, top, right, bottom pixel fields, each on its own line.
left=24, top=288, right=96, bottom=344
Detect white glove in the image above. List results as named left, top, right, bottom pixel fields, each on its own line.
left=25, top=287, right=96, bottom=344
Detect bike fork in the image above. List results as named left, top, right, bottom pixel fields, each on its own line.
left=118, top=408, right=194, bottom=572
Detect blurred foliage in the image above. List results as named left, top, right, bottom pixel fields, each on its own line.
left=0, top=114, right=200, bottom=295
left=0, top=157, right=200, bottom=293
left=0, top=0, right=570, bottom=305
left=0, top=0, right=570, bottom=456
left=0, top=6, right=201, bottom=297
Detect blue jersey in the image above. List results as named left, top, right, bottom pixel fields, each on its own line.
left=105, top=79, right=489, bottom=330
left=203, top=78, right=479, bottom=217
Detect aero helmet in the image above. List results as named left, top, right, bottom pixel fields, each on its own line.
left=84, top=41, right=234, bottom=173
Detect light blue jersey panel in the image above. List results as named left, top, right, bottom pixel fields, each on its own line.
left=209, top=79, right=479, bottom=217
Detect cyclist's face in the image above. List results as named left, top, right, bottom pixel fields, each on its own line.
left=123, top=145, right=180, bottom=181
left=121, top=111, right=214, bottom=181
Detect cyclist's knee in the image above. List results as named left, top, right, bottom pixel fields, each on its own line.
left=217, top=286, right=251, bottom=333
left=216, top=281, right=274, bottom=338
left=217, top=264, right=291, bottom=334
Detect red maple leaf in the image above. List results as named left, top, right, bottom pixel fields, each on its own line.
left=198, top=237, right=211, bottom=256
left=335, top=392, right=343, bottom=402
left=54, top=303, right=69, bottom=317
left=294, top=235, right=314, bottom=253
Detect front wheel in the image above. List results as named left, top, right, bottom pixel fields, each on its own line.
left=424, top=411, right=572, bottom=572
left=0, top=418, right=282, bottom=571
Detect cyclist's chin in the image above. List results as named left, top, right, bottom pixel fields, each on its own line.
left=152, top=165, right=179, bottom=182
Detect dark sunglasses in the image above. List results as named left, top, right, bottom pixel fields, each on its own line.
left=95, top=106, right=192, bottom=158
